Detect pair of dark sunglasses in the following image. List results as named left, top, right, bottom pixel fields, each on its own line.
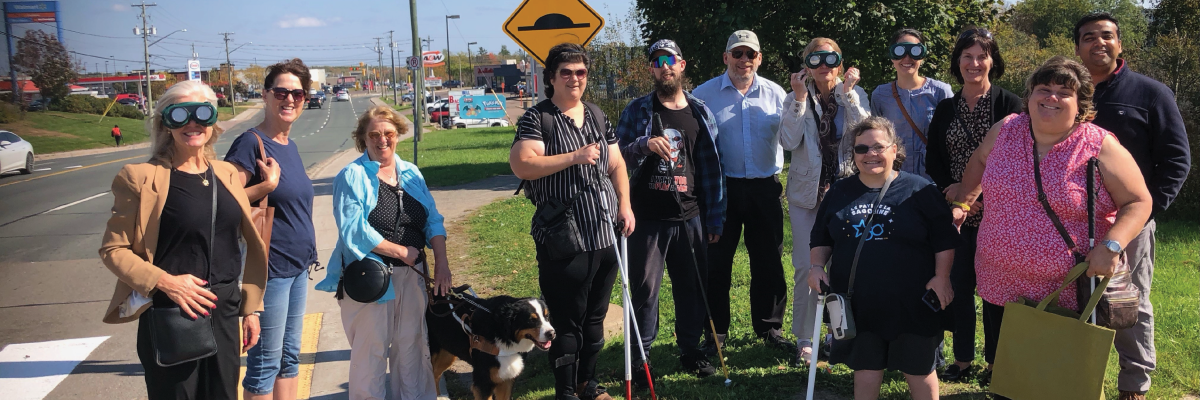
left=805, top=51, right=842, bottom=69
left=888, top=42, right=927, bottom=60
left=853, top=143, right=892, bottom=155
left=558, top=68, right=588, bottom=79
left=729, top=49, right=758, bottom=60
left=162, top=102, right=218, bottom=129
left=651, top=54, right=678, bottom=68
left=269, top=87, right=307, bottom=101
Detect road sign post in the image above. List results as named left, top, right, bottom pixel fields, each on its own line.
left=502, top=0, right=604, bottom=66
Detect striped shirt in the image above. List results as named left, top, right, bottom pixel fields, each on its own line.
left=514, top=102, right=619, bottom=251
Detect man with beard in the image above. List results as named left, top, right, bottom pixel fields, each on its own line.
left=617, top=39, right=726, bottom=385
left=1073, top=13, right=1191, bottom=400
left=691, top=30, right=792, bottom=354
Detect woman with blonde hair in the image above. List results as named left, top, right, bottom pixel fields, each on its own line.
left=316, top=106, right=451, bottom=400
left=100, top=80, right=268, bottom=399
left=780, top=36, right=870, bottom=364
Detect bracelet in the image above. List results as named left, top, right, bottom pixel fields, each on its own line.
left=951, top=201, right=971, bottom=212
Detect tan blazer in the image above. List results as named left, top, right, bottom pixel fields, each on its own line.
left=99, top=159, right=268, bottom=324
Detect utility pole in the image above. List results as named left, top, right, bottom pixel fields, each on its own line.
left=388, top=30, right=398, bottom=104
left=445, top=15, right=459, bottom=86
left=373, top=37, right=384, bottom=94
left=410, top=0, right=423, bottom=164
left=467, top=41, right=477, bottom=85
left=132, top=1, right=156, bottom=113
left=220, top=32, right=236, bottom=116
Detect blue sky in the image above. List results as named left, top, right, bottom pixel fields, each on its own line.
left=1, top=0, right=635, bottom=74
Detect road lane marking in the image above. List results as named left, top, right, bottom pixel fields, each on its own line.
left=63, top=165, right=81, bottom=169
left=236, top=312, right=322, bottom=400
left=44, top=192, right=109, bottom=213
left=0, top=336, right=110, bottom=400
left=32, top=168, right=50, bottom=172
left=0, top=155, right=144, bottom=188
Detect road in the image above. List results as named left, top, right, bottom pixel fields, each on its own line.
left=0, top=94, right=369, bottom=400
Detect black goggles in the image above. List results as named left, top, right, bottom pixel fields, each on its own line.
left=161, top=102, right=218, bottom=129
left=805, top=51, right=842, bottom=69
left=888, top=42, right=927, bottom=60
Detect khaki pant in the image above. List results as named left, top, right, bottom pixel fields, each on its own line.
left=339, top=263, right=436, bottom=400
left=790, top=204, right=820, bottom=343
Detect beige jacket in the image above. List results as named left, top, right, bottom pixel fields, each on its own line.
left=99, top=159, right=268, bottom=324
left=779, top=78, right=871, bottom=209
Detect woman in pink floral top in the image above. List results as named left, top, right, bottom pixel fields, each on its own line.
left=951, top=56, right=1152, bottom=385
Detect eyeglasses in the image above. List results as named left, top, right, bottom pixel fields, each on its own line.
left=853, top=143, right=893, bottom=155
left=729, top=49, right=758, bottom=60
left=161, top=102, right=218, bottom=129
left=888, top=42, right=927, bottom=60
left=558, top=68, right=588, bottom=79
left=268, top=87, right=307, bottom=101
left=367, top=131, right=397, bottom=141
left=958, top=28, right=992, bottom=40
left=805, top=51, right=842, bottom=69
left=651, top=54, right=678, bottom=68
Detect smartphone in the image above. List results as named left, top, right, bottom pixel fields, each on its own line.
left=921, top=289, right=942, bottom=312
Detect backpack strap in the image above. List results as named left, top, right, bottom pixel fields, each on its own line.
left=515, top=100, right=559, bottom=196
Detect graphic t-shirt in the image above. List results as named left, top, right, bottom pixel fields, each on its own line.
left=810, top=172, right=961, bottom=339
left=631, top=96, right=700, bottom=221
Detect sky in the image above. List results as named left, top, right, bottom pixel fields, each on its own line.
left=1, top=0, right=636, bottom=75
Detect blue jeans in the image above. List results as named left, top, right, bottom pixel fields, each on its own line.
left=243, top=270, right=308, bottom=394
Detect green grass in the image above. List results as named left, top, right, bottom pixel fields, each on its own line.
left=462, top=198, right=1200, bottom=399
left=1, top=111, right=149, bottom=154
left=394, top=126, right=514, bottom=187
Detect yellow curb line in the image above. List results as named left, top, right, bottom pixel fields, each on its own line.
left=0, top=154, right=145, bottom=188
left=237, top=312, right=323, bottom=400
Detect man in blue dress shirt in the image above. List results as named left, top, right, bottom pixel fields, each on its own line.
left=691, top=29, right=792, bottom=353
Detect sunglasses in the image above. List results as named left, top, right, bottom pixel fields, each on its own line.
left=558, top=68, right=588, bottom=80
left=853, top=143, right=893, bottom=155
left=269, top=87, right=307, bottom=101
left=162, top=102, right=218, bottom=129
left=805, top=51, right=842, bottom=69
left=958, top=28, right=992, bottom=40
left=729, top=49, right=758, bottom=60
left=367, top=131, right=398, bottom=141
left=651, top=54, right=678, bottom=68
left=888, top=42, right=927, bottom=60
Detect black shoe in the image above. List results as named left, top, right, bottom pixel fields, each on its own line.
left=631, top=361, right=655, bottom=391
left=700, top=333, right=726, bottom=358
left=681, top=354, right=717, bottom=377
left=759, top=332, right=797, bottom=353
left=939, top=363, right=975, bottom=382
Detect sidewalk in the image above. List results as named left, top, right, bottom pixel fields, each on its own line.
left=33, top=106, right=263, bottom=161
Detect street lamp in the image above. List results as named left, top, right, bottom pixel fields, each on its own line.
left=445, top=15, right=458, bottom=87
left=467, top=41, right=477, bottom=86
left=148, top=28, right=187, bottom=48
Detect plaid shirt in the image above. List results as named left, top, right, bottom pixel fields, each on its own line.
left=617, top=91, right=727, bottom=235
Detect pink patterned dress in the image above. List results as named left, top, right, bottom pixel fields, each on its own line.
left=976, top=113, right=1117, bottom=311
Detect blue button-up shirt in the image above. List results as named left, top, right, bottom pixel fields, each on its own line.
left=692, top=73, right=787, bottom=179
left=869, top=78, right=953, bottom=178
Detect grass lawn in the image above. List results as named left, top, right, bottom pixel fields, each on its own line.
left=1, top=111, right=148, bottom=154
left=217, top=102, right=258, bottom=121
left=394, top=126, right=514, bottom=187
left=462, top=198, right=1200, bottom=399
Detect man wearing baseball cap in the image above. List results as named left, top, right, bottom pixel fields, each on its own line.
left=691, top=30, right=792, bottom=355
left=617, top=39, right=726, bottom=386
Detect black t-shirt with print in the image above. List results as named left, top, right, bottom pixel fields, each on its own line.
left=810, top=171, right=961, bottom=339
left=632, top=96, right=700, bottom=221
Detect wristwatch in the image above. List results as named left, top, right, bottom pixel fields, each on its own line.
left=1100, top=239, right=1123, bottom=254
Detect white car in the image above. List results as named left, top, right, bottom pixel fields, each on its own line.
left=450, top=116, right=510, bottom=129
left=335, top=92, right=350, bottom=102
left=0, top=130, right=34, bottom=175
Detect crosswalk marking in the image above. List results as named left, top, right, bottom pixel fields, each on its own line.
left=0, top=336, right=110, bottom=400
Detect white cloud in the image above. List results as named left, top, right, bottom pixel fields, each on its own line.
left=276, top=15, right=328, bottom=29
left=111, top=4, right=127, bottom=12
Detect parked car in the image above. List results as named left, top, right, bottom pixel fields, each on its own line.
left=401, top=92, right=415, bottom=102
left=443, top=80, right=461, bottom=89
left=429, top=104, right=451, bottom=124
left=0, top=130, right=35, bottom=175
left=449, top=116, right=510, bottom=129
left=426, top=99, right=447, bottom=115
left=335, top=91, right=350, bottom=102
left=25, top=98, right=50, bottom=111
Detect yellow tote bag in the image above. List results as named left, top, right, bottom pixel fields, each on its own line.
left=990, top=262, right=1114, bottom=400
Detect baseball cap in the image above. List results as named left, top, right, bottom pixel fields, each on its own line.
left=726, top=30, right=760, bottom=52
left=647, top=39, right=683, bottom=60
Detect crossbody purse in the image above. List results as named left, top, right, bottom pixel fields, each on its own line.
left=825, top=173, right=894, bottom=340
left=147, top=166, right=219, bottom=367
left=892, top=81, right=928, bottom=145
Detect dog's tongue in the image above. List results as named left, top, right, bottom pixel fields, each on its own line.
left=537, top=341, right=552, bottom=350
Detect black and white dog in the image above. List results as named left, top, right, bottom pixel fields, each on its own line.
left=427, top=295, right=555, bottom=400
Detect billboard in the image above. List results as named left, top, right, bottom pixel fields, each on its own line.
left=421, top=51, right=445, bottom=67
left=457, top=95, right=506, bottom=119
left=187, top=59, right=201, bottom=82
left=4, top=1, right=56, bottom=23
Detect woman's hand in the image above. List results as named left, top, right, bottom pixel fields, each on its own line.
left=790, top=71, right=809, bottom=102
left=843, top=67, right=861, bottom=93
left=616, top=206, right=635, bottom=237
left=154, top=273, right=217, bottom=319
left=926, top=275, right=954, bottom=310
left=572, top=143, right=601, bottom=165
left=399, top=245, right=420, bottom=266
left=433, top=261, right=453, bottom=296
left=968, top=200, right=983, bottom=217
left=951, top=206, right=967, bottom=228
left=242, top=314, right=261, bottom=353
left=942, top=183, right=960, bottom=202
left=1084, top=245, right=1119, bottom=278
left=256, top=157, right=281, bottom=190
left=807, top=266, right=830, bottom=293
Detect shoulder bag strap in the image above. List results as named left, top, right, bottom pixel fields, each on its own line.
left=207, top=164, right=216, bottom=286
left=892, top=81, right=928, bottom=145
left=846, top=172, right=894, bottom=297
left=1030, top=119, right=1081, bottom=259
left=252, top=132, right=270, bottom=207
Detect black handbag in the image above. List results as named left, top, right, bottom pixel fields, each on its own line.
left=532, top=190, right=588, bottom=261
left=147, top=166, right=219, bottom=367
left=340, top=258, right=393, bottom=303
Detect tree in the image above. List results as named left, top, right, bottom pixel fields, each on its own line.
left=242, top=64, right=265, bottom=89
left=1009, top=0, right=1147, bottom=50
left=12, top=30, right=76, bottom=104
left=1149, top=0, right=1200, bottom=36
left=499, top=45, right=512, bottom=58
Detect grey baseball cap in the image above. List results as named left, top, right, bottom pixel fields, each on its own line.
left=647, top=39, right=683, bottom=60
left=726, top=30, right=760, bottom=52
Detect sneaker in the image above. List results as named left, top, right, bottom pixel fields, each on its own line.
left=759, top=332, right=797, bottom=353
left=1118, top=391, right=1146, bottom=400
left=681, top=353, right=717, bottom=377
left=700, top=333, right=726, bottom=358
left=939, top=363, right=974, bottom=382
left=575, top=381, right=612, bottom=400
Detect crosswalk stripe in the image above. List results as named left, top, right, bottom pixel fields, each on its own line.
left=0, top=336, right=110, bottom=400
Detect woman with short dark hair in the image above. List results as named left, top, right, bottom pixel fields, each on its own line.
left=509, top=42, right=632, bottom=400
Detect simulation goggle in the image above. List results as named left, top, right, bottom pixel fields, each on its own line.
left=651, top=54, right=678, bottom=68
left=161, top=102, right=218, bottom=129
left=888, top=42, right=927, bottom=60
left=804, top=51, right=842, bottom=69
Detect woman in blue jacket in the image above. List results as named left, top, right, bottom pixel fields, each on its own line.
left=316, top=106, right=451, bottom=400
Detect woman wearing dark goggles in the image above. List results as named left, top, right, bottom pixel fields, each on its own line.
left=161, top=102, right=219, bottom=128
left=868, top=28, right=953, bottom=179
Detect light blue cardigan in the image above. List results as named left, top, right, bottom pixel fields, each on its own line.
left=315, top=152, right=446, bottom=303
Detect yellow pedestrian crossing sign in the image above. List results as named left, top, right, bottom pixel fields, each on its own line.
left=503, top=0, right=604, bottom=66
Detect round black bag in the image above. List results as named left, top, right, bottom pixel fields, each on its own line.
left=342, top=258, right=392, bottom=303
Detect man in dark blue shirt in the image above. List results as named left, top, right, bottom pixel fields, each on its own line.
left=1075, top=13, right=1192, bottom=400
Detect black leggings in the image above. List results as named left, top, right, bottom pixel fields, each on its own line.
left=137, top=282, right=242, bottom=400
left=537, top=243, right=618, bottom=398
left=982, top=300, right=1005, bottom=365
left=947, top=226, right=979, bottom=363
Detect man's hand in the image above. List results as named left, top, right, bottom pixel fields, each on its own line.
left=708, top=234, right=720, bottom=244
left=647, top=137, right=672, bottom=162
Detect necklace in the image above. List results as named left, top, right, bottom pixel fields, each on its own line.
left=176, top=167, right=210, bottom=186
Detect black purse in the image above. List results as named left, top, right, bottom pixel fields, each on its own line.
left=532, top=188, right=589, bottom=260
left=147, top=166, right=219, bottom=367
left=339, top=258, right=393, bottom=303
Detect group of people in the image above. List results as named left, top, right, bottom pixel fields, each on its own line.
left=510, top=11, right=1188, bottom=400
left=100, top=58, right=451, bottom=400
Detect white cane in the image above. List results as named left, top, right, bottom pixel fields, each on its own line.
left=806, top=293, right=825, bottom=400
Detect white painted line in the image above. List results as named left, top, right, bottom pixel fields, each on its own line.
left=63, top=165, right=82, bottom=169
left=43, top=192, right=109, bottom=214
left=0, top=336, right=110, bottom=400
left=32, top=168, right=50, bottom=172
